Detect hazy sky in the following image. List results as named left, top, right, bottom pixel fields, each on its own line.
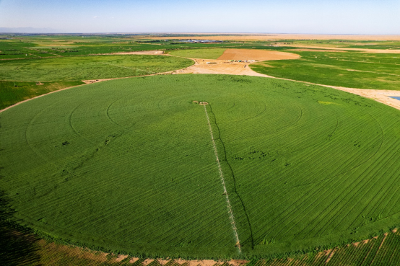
left=0, top=0, right=399, bottom=34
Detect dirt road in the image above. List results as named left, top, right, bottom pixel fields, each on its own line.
left=174, top=59, right=400, bottom=111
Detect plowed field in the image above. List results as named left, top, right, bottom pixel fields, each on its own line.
left=217, top=49, right=300, bottom=61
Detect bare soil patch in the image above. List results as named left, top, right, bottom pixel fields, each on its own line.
left=217, top=49, right=300, bottom=61
left=325, top=249, right=336, bottom=264
left=82, top=78, right=114, bottom=84
left=174, top=258, right=226, bottom=266
left=175, top=59, right=272, bottom=77
left=332, top=87, right=400, bottom=111
left=115, top=254, right=129, bottom=262
left=142, top=258, right=155, bottom=265
left=36, top=239, right=109, bottom=264
left=130, top=257, right=140, bottom=264
left=173, top=49, right=298, bottom=76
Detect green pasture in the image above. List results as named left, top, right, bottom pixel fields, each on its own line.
left=283, top=39, right=400, bottom=50
left=1, top=74, right=400, bottom=259
left=168, top=48, right=226, bottom=59
left=0, top=55, right=193, bottom=82
left=332, top=40, right=400, bottom=50
left=0, top=81, right=84, bottom=110
left=0, top=35, right=292, bottom=60
left=251, top=51, right=400, bottom=90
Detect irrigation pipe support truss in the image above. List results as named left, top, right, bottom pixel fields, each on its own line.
left=203, top=104, right=242, bottom=253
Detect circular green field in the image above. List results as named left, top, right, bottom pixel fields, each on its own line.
left=1, top=75, right=400, bottom=258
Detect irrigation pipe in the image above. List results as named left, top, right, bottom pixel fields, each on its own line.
left=203, top=104, right=241, bottom=253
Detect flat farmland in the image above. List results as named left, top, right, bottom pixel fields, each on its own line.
left=168, top=48, right=300, bottom=61
left=251, top=50, right=400, bottom=91
left=217, top=49, right=300, bottom=61
left=168, top=48, right=227, bottom=59
left=1, top=74, right=400, bottom=259
left=0, top=53, right=193, bottom=110
left=0, top=55, right=193, bottom=82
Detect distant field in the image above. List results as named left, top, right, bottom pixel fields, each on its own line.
left=168, top=48, right=300, bottom=61
left=146, top=34, right=400, bottom=42
left=0, top=55, right=193, bottom=82
left=0, top=81, right=84, bottom=110
left=0, top=37, right=230, bottom=59
left=251, top=51, right=400, bottom=90
left=168, top=48, right=227, bottom=59
left=2, top=74, right=400, bottom=259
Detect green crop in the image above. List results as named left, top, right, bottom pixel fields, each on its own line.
left=1, top=74, right=400, bottom=259
left=251, top=51, right=400, bottom=90
left=0, top=81, right=84, bottom=110
left=0, top=55, right=193, bottom=82
left=168, top=48, right=227, bottom=59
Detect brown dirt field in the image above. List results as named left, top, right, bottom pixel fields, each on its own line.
left=145, top=34, right=400, bottom=41
left=217, top=49, right=300, bottom=61
left=175, top=59, right=273, bottom=77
